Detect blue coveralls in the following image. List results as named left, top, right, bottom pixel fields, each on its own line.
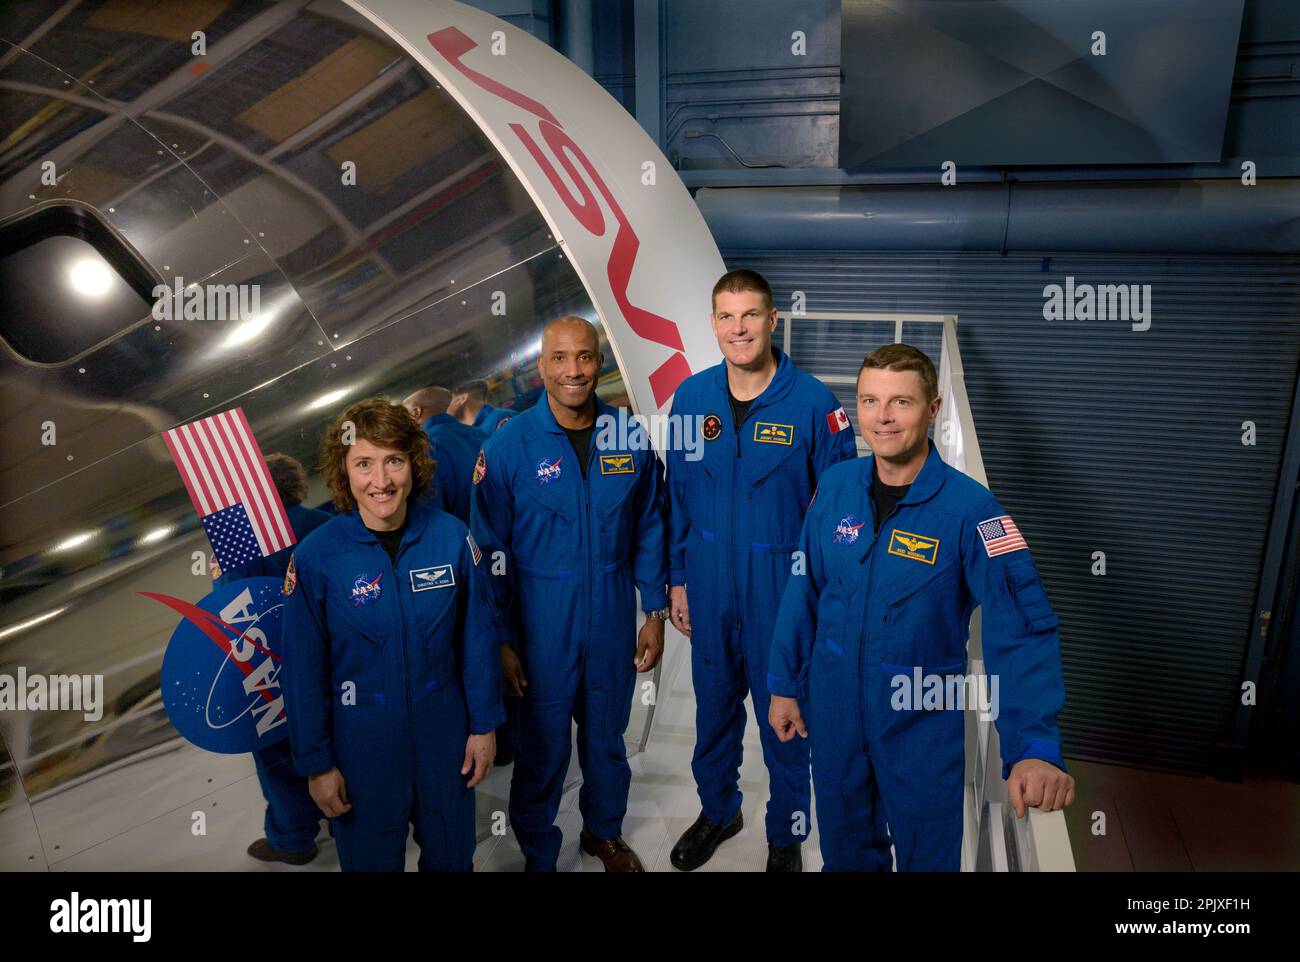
left=769, top=442, right=1067, bottom=871
left=470, top=395, right=669, bottom=871
left=216, top=500, right=331, bottom=855
left=474, top=402, right=514, bottom=434
left=423, top=414, right=488, bottom=524
left=280, top=499, right=505, bottom=872
left=666, top=348, right=856, bottom=845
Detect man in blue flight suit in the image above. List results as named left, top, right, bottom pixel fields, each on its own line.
left=768, top=344, right=1075, bottom=871
left=213, top=453, right=331, bottom=866
left=471, top=316, right=669, bottom=872
left=403, top=385, right=488, bottom=524
left=666, top=269, right=857, bottom=872
left=281, top=398, right=504, bottom=872
left=451, top=378, right=514, bottom=434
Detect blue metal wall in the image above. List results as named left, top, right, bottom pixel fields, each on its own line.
left=728, top=247, right=1300, bottom=773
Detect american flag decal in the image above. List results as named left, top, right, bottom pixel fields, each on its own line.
left=467, top=532, right=482, bottom=565
left=977, top=515, right=1027, bottom=558
left=162, top=408, right=294, bottom=573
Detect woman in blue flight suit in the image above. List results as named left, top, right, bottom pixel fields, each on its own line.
left=281, top=398, right=504, bottom=872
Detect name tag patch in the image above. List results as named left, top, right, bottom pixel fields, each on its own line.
left=410, top=564, right=455, bottom=591
left=754, top=421, right=793, bottom=445
left=888, top=529, right=939, bottom=565
left=599, top=454, right=635, bottom=475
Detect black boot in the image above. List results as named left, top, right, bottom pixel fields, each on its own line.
left=670, top=811, right=743, bottom=871
left=766, top=840, right=803, bottom=872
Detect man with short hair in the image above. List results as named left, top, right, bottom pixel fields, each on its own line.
left=451, top=378, right=513, bottom=434
left=403, top=385, right=488, bottom=524
left=769, top=344, right=1074, bottom=871
left=666, top=269, right=857, bottom=872
left=471, top=316, right=669, bottom=872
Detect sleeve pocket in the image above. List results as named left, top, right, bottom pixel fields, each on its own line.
left=1004, top=564, right=1060, bottom=634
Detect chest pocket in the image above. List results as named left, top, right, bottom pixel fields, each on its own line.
left=404, top=560, right=460, bottom=641
left=596, top=456, right=639, bottom=521
left=882, top=561, right=960, bottom=620
left=520, top=467, right=576, bottom=526
left=742, top=441, right=803, bottom=488
left=325, top=568, right=392, bottom=649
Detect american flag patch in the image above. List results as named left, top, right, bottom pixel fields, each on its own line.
left=466, top=532, right=482, bottom=565
left=826, top=406, right=851, bottom=434
left=977, top=516, right=1027, bottom=557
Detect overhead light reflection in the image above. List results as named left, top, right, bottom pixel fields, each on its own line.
left=308, top=389, right=350, bottom=411
left=0, top=606, right=69, bottom=641
left=69, top=258, right=112, bottom=297
left=222, top=314, right=272, bottom=349
left=52, top=530, right=99, bottom=553
left=137, top=525, right=174, bottom=546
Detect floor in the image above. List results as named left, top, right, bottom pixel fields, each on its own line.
left=1059, top=759, right=1300, bottom=872
left=27, top=623, right=1299, bottom=872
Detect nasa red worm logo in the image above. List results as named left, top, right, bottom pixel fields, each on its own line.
left=428, top=27, right=692, bottom=407
left=143, top=577, right=289, bottom=753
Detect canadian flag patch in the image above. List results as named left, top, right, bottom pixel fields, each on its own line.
left=826, top=407, right=851, bottom=434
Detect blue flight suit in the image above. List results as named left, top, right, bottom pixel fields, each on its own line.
left=769, top=442, right=1067, bottom=871
left=216, top=500, right=331, bottom=855
left=470, top=395, right=669, bottom=871
left=422, top=414, right=488, bottom=524
left=474, top=402, right=514, bottom=434
left=666, top=348, right=857, bottom=845
left=280, top=499, right=505, bottom=872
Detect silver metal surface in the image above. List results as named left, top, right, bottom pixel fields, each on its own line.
left=0, top=0, right=620, bottom=869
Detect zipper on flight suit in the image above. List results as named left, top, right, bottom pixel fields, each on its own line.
left=856, top=497, right=906, bottom=734
left=582, top=428, right=597, bottom=649
left=384, top=536, right=416, bottom=780
left=727, top=398, right=751, bottom=637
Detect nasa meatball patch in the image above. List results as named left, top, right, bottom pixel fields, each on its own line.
left=473, top=450, right=487, bottom=485
left=351, top=572, right=383, bottom=607
left=283, top=553, right=298, bottom=596
left=832, top=515, right=866, bottom=545
left=536, top=456, right=563, bottom=485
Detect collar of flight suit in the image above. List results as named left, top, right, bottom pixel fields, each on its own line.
left=707, top=345, right=797, bottom=413
left=422, top=413, right=458, bottom=431
left=532, top=389, right=615, bottom=438
left=863, top=439, right=950, bottom=508
left=339, top=495, right=434, bottom=547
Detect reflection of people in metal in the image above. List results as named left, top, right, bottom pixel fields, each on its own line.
left=213, top=453, right=330, bottom=865
left=769, top=345, right=1074, bottom=871
left=280, top=398, right=504, bottom=872
left=403, top=385, right=488, bottom=524
left=471, top=317, right=669, bottom=872
left=666, top=270, right=857, bottom=873
left=450, top=378, right=514, bottom=433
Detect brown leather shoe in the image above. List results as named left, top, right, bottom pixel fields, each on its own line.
left=247, top=837, right=318, bottom=866
left=579, top=829, right=644, bottom=872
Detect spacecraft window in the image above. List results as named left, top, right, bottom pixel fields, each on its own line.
left=0, top=203, right=156, bottom=365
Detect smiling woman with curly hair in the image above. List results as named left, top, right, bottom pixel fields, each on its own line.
left=279, top=395, right=504, bottom=873
left=317, top=396, right=435, bottom=517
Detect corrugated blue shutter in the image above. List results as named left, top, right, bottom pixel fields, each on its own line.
left=732, top=249, right=1300, bottom=773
